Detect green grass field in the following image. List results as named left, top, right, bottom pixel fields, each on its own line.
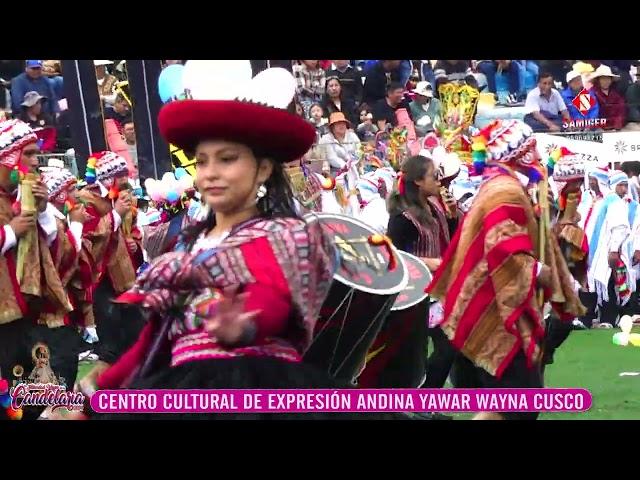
left=76, top=328, right=640, bottom=420
left=540, top=328, right=640, bottom=420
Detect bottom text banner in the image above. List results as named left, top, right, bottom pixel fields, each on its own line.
left=90, top=388, right=592, bottom=414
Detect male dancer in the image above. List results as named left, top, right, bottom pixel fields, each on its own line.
left=427, top=120, right=584, bottom=420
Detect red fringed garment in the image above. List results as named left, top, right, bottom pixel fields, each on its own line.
left=426, top=168, right=584, bottom=378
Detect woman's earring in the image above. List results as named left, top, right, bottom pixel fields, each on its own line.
left=256, top=184, right=267, bottom=200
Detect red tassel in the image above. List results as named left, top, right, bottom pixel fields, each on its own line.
left=108, top=186, right=119, bottom=200
left=558, top=194, right=566, bottom=211
left=368, top=234, right=397, bottom=271
left=398, top=174, right=405, bottom=196
left=559, top=147, right=573, bottom=157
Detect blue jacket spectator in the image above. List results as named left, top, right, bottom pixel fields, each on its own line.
left=363, top=60, right=412, bottom=86
left=362, top=60, right=404, bottom=107
left=561, top=71, right=600, bottom=121
left=477, top=60, right=525, bottom=98
left=11, top=60, right=58, bottom=115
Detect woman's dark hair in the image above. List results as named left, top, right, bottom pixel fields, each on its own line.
left=322, top=76, right=343, bottom=108
left=181, top=147, right=300, bottom=248
left=622, top=161, right=640, bottom=176
left=387, top=155, right=436, bottom=228
left=325, top=76, right=342, bottom=94
left=308, top=102, right=323, bottom=118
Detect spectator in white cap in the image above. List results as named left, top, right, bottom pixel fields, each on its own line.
left=95, top=60, right=118, bottom=107
left=18, top=91, right=54, bottom=129
left=561, top=71, right=600, bottom=122
left=409, top=81, right=441, bottom=136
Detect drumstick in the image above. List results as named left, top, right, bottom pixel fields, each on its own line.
left=364, top=242, right=382, bottom=270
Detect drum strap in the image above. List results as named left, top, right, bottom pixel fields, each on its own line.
left=331, top=295, right=396, bottom=378
left=310, top=287, right=396, bottom=378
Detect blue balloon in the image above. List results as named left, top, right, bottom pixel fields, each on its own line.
left=158, top=64, right=185, bottom=103
left=166, top=191, right=180, bottom=203
left=174, top=167, right=188, bottom=180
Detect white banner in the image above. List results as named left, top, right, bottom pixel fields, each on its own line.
left=533, top=133, right=607, bottom=167
left=601, top=131, right=640, bottom=163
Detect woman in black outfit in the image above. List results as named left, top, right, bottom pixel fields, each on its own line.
left=386, top=155, right=459, bottom=389
left=321, top=77, right=358, bottom=127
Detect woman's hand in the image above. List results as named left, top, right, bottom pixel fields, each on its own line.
left=441, top=189, right=457, bottom=212
left=204, top=286, right=260, bottom=346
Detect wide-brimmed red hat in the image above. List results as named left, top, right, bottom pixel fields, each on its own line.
left=158, top=61, right=315, bottom=162
left=159, top=100, right=315, bottom=162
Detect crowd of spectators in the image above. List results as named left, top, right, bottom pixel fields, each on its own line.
left=2, top=59, right=640, bottom=163
left=0, top=60, right=133, bottom=157
left=290, top=60, right=640, bottom=137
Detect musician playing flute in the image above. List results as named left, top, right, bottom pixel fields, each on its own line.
left=74, top=151, right=144, bottom=387
left=0, top=119, right=61, bottom=418
left=35, top=166, right=92, bottom=390
left=542, top=150, right=589, bottom=367
left=427, top=120, right=585, bottom=420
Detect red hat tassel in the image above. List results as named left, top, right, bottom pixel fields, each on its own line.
left=368, top=234, right=397, bottom=271
left=108, top=185, right=119, bottom=200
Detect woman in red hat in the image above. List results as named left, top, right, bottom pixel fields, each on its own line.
left=85, top=63, right=386, bottom=419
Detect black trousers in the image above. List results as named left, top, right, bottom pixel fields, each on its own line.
left=93, top=279, right=146, bottom=365
left=423, top=326, right=456, bottom=388
left=542, top=315, right=572, bottom=366
left=449, top=351, right=543, bottom=420
left=600, top=274, right=637, bottom=326
left=578, top=291, right=598, bottom=328
left=632, top=280, right=640, bottom=316
left=0, top=318, right=34, bottom=388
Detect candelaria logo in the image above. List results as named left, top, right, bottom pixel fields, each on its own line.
left=10, top=383, right=85, bottom=412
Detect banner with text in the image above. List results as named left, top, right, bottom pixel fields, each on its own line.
left=90, top=388, right=592, bottom=414
left=601, top=131, right=640, bottom=163
left=534, top=133, right=607, bottom=167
